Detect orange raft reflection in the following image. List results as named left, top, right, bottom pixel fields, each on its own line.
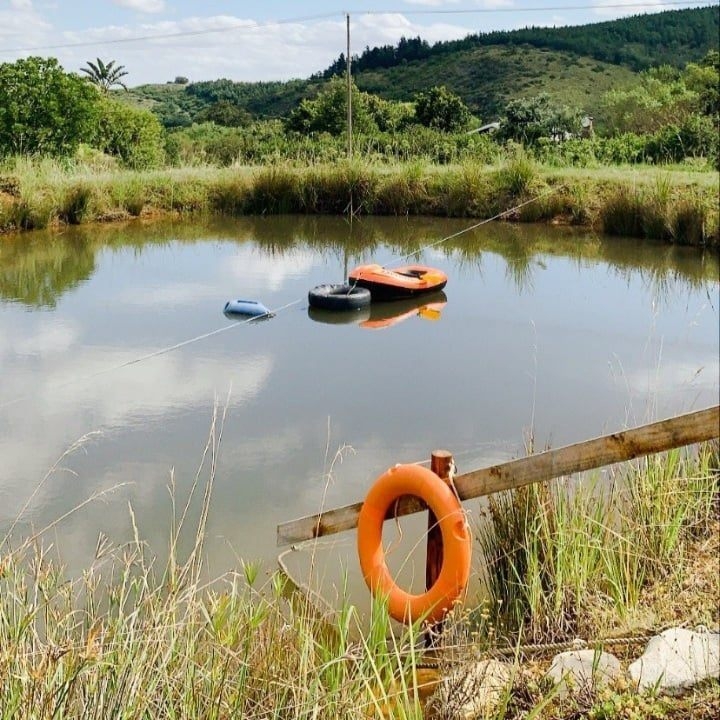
left=307, top=291, right=447, bottom=330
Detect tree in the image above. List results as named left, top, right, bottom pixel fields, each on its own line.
left=683, top=50, right=719, bottom=117
left=80, top=58, right=129, bottom=92
left=197, top=100, right=251, bottom=128
left=414, top=86, right=471, bottom=132
left=600, top=72, right=697, bottom=135
left=285, top=78, right=377, bottom=136
left=0, top=56, right=100, bottom=156
left=499, top=93, right=579, bottom=144
left=95, top=99, right=165, bottom=168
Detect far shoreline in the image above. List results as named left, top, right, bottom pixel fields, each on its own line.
left=1, top=161, right=718, bottom=246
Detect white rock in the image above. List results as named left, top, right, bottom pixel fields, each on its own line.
left=629, top=627, right=720, bottom=694
left=546, top=649, right=623, bottom=697
left=427, top=659, right=512, bottom=720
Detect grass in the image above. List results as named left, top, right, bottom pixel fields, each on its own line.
left=475, top=442, right=719, bottom=644
left=0, top=412, right=428, bottom=720
left=1, top=157, right=718, bottom=245
left=1, top=409, right=718, bottom=720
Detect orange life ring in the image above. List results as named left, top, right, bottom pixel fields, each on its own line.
left=357, top=464, right=472, bottom=625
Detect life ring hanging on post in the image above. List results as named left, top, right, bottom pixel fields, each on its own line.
left=357, top=464, right=472, bottom=625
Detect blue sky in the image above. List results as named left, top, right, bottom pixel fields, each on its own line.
left=0, top=0, right=714, bottom=85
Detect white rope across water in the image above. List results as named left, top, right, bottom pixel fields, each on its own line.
left=0, top=299, right=302, bottom=411
left=387, top=184, right=563, bottom=268
left=0, top=186, right=562, bottom=413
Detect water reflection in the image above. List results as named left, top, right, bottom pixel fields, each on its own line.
left=0, top=216, right=717, bottom=593
left=2, top=217, right=717, bottom=310
left=307, top=291, right=448, bottom=330
left=0, top=234, right=96, bottom=307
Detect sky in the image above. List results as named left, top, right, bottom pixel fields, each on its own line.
left=0, top=0, right=715, bottom=85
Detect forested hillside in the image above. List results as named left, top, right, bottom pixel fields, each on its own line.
left=322, top=6, right=719, bottom=76
left=122, top=6, right=718, bottom=127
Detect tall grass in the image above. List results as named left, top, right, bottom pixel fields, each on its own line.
left=1, top=417, right=717, bottom=718
left=476, top=443, right=719, bottom=643
left=2, top=157, right=717, bottom=245
left=0, top=413, right=430, bottom=720
left=600, top=178, right=718, bottom=245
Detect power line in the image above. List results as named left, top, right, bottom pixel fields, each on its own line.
left=0, top=1, right=712, bottom=55
left=363, top=0, right=711, bottom=14
left=0, top=11, right=340, bottom=54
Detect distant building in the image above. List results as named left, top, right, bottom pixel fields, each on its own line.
left=467, top=121, right=501, bottom=135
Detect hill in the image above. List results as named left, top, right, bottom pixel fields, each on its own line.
left=354, top=46, right=637, bottom=121
left=122, top=6, right=719, bottom=127
left=323, top=6, right=719, bottom=77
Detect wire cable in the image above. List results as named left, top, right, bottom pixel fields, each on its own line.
left=0, top=12, right=340, bottom=54
left=0, top=298, right=302, bottom=411
left=0, top=1, right=709, bottom=54
left=0, top=187, right=561, bottom=413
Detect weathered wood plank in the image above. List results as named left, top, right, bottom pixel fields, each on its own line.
left=277, top=405, right=719, bottom=546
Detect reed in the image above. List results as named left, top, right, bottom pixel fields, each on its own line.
left=0, top=420, right=717, bottom=719
left=0, top=416, right=427, bottom=720
left=476, top=443, right=719, bottom=643
left=1, top=157, right=718, bottom=245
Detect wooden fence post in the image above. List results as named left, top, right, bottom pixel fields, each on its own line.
left=426, top=449, right=454, bottom=644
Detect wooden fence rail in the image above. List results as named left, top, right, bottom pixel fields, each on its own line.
left=277, top=405, right=719, bottom=546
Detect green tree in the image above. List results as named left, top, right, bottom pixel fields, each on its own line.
left=600, top=73, right=696, bottom=135
left=682, top=50, right=719, bottom=117
left=500, top=93, right=579, bottom=144
left=285, top=78, right=377, bottom=135
left=197, top=100, right=251, bottom=127
left=0, top=56, right=100, bottom=156
left=414, top=86, right=471, bottom=132
left=95, top=99, right=165, bottom=168
left=80, top=58, right=129, bottom=92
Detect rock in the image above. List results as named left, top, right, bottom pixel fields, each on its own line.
left=545, top=649, right=623, bottom=698
left=426, top=659, right=513, bottom=720
left=629, top=627, right=720, bottom=694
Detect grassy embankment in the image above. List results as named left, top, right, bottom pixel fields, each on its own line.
left=1, top=434, right=717, bottom=719
left=1, top=157, right=718, bottom=246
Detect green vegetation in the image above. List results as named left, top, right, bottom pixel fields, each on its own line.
left=0, top=57, right=99, bottom=157
left=122, top=6, right=717, bottom=124
left=0, top=57, right=165, bottom=168
left=0, top=9, right=718, bottom=246
left=477, top=444, right=719, bottom=643
left=1, top=419, right=717, bottom=719
left=1, top=159, right=718, bottom=245
left=322, top=6, right=719, bottom=76
left=80, top=58, right=129, bottom=92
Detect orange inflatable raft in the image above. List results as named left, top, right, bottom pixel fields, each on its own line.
left=348, top=264, right=448, bottom=301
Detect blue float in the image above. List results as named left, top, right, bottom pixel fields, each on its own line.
left=224, top=299, right=273, bottom=319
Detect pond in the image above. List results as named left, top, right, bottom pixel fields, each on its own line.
left=0, top=216, right=718, bottom=606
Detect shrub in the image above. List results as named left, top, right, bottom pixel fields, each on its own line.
left=95, top=99, right=165, bottom=169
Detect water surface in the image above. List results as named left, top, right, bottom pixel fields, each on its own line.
left=1, top=216, right=717, bottom=604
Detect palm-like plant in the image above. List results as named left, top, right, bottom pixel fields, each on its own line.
left=80, top=58, right=129, bottom=92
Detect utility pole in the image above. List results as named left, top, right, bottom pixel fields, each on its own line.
left=346, top=12, right=352, bottom=160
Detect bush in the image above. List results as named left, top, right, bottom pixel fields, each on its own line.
left=95, top=99, right=165, bottom=169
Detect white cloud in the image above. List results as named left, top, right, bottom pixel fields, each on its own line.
left=12, top=319, right=79, bottom=356
left=0, top=334, right=274, bottom=496
left=117, top=282, right=219, bottom=307
left=403, top=0, right=461, bottom=6
left=0, top=0, right=49, bottom=46
left=0, top=11, right=474, bottom=83
left=113, top=0, right=165, bottom=13
left=592, top=1, right=666, bottom=18
left=228, top=248, right=316, bottom=292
